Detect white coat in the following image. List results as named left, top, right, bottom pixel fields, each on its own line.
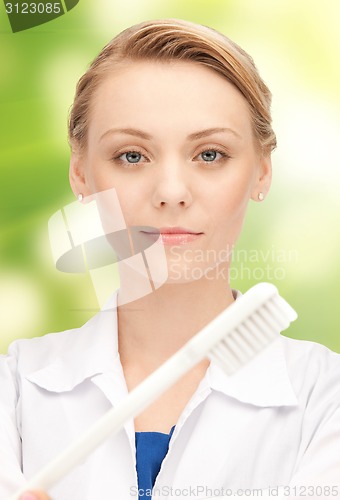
left=1, top=290, right=340, bottom=500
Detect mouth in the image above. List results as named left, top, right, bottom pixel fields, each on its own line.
left=141, top=226, right=203, bottom=246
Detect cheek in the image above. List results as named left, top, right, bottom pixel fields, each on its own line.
left=112, top=182, right=148, bottom=225
left=87, top=165, right=115, bottom=192
left=86, top=163, right=143, bottom=219
left=205, top=168, right=255, bottom=249
left=209, top=171, right=253, bottom=224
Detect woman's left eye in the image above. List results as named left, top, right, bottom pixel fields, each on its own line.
left=198, top=149, right=229, bottom=163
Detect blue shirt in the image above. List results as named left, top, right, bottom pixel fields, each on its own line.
left=135, top=426, right=176, bottom=498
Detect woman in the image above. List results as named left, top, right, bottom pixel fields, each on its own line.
left=1, top=19, right=340, bottom=500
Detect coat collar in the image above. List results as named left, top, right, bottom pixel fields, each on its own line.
left=25, top=289, right=298, bottom=408
left=207, top=337, right=298, bottom=407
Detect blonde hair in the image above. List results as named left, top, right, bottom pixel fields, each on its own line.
left=68, top=19, right=277, bottom=154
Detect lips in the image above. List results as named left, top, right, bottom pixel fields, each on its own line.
left=141, top=227, right=203, bottom=246
left=142, top=226, right=202, bottom=235
left=160, top=227, right=202, bottom=235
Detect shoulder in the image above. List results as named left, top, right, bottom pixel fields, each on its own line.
left=4, top=292, right=119, bottom=369
left=6, top=325, right=84, bottom=362
left=1, top=299, right=118, bottom=384
left=2, top=312, right=100, bottom=375
left=281, top=334, right=340, bottom=372
left=280, top=335, right=340, bottom=407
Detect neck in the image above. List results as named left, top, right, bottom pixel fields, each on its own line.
left=117, top=265, right=235, bottom=368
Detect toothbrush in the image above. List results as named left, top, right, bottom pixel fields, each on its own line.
left=7, top=282, right=297, bottom=500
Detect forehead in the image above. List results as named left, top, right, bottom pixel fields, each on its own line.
left=88, top=60, right=253, bottom=144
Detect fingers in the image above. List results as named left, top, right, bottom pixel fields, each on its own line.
left=19, top=491, right=51, bottom=500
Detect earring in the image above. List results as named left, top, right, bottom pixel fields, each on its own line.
left=77, top=193, right=83, bottom=202
left=258, top=192, right=264, bottom=201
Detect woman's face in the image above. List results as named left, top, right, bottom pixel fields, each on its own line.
left=70, top=60, right=271, bottom=283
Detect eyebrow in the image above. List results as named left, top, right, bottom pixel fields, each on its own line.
left=187, top=127, right=242, bottom=140
left=99, top=127, right=242, bottom=142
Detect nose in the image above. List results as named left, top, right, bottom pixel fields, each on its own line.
left=151, top=159, right=193, bottom=209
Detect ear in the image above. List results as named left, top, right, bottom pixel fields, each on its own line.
left=251, top=154, right=272, bottom=202
left=69, top=146, right=90, bottom=200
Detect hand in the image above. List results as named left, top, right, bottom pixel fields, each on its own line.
left=19, top=491, right=51, bottom=500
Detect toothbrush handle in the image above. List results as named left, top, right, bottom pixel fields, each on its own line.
left=7, top=346, right=198, bottom=500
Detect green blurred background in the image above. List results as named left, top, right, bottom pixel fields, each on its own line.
left=1, top=0, right=339, bottom=354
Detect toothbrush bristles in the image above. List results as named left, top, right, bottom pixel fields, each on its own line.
left=209, top=290, right=295, bottom=375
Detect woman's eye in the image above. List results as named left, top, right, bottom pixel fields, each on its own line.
left=119, top=151, right=143, bottom=163
left=112, top=149, right=149, bottom=167
left=201, top=150, right=219, bottom=162
left=199, top=149, right=228, bottom=163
